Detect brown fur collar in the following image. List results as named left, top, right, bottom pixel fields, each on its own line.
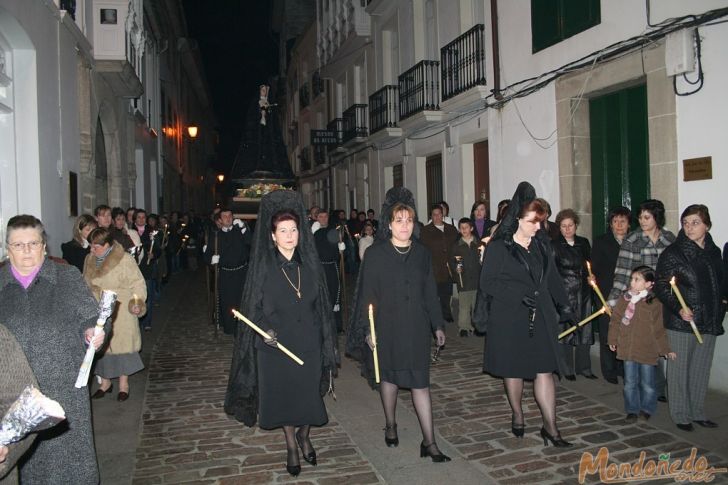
left=83, top=242, right=127, bottom=280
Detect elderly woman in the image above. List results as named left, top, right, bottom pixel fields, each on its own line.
left=224, top=191, right=336, bottom=478
left=655, top=205, right=725, bottom=432
left=348, top=187, right=450, bottom=462
left=475, top=182, right=573, bottom=447
left=553, top=209, right=596, bottom=380
left=83, top=227, right=147, bottom=402
left=0, top=323, right=38, bottom=484
left=0, top=215, right=105, bottom=484
left=61, top=214, right=97, bottom=272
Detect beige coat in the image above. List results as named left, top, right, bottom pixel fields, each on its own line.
left=83, top=242, right=147, bottom=354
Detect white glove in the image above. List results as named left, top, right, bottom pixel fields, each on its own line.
left=203, top=245, right=207, bottom=253
left=311, top=221, right=321, bottom=233
left=338, top=242, right=346, bottom=251
left=333, top=304, right=340, bottom=312
left=211, top=255, right=220, bottom=265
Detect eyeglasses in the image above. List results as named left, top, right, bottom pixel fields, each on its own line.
left=8, top=241, right=44, bottom=252
left=681, top=220, right=704, bottom=228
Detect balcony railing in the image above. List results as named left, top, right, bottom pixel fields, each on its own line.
left=342, top=104, right=368, bottom=143
left=441, top=24, right=486, bottom=101
left=398, top=60, right=440, bottom=120
left=313, top=145, right=327, bottom=167
left=369, top=85, right=399, bottom=134
left=326, top=118, right=344, bottom=152
left=300, top=146, right=311, bottom=172
left=299, top=83, right=310, bottom=110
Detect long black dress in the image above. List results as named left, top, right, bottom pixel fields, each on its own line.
left=552, top=235, right=594, bottom=345
left=479, top=237, right=571, bottom=379
left=357, top=240, right=444, bottom=388
left=255, top=249, right=328, bottom=429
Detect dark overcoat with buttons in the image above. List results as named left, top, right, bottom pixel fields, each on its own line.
left=355, top=239, right=445, bottom=387
left=477, top=236, right=571, bottom=378
left=0, top=259, right=100, bottom=484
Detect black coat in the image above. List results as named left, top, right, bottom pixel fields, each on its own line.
left=476, top=236, right=572, bottom=378
left=136, top=226, right=162, bottom=279
left=60, top=239, right=89, bottom=273
left=591, top=231, right=621, bottom=296
left=552, top=235, right=594, bottom=345
left=655, top=231, right=726, bottom=336
left=351, top=240, right=445, bottom=387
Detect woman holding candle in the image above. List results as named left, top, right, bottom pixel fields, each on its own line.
left=347, top=187, right=450, bottom=462
left=552, top=209, right=597, bottom=380
left=654, top=204, right=725, bottom=432
left=83, top=227, right=147, bottom=402
left=475, top=182, right=574, bottom=447
left=224, top=190, right=336, bottom=477
left=0, top=215, right=104, bottom=483
left=60, top=214, right=97, bottom=273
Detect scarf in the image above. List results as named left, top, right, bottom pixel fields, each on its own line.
left=95, top=245, right=114, bottom=267
left=622, top=290, right=649, bottom=326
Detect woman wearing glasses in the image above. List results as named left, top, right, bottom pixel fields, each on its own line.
left=655, top=205, right=726, bottom=432
left=0, top=215, right=105, bottom=484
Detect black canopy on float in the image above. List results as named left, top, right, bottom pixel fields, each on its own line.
left=228, top=81, right=296, bottom=219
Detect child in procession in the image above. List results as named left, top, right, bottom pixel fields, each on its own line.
left=608, top=265, right=676, bottom=423
left=448, top=218, right=482, bottom=337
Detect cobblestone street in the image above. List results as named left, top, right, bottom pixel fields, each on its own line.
left=93, top=268, right=728, bottom=484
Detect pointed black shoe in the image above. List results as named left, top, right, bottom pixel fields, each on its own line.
left=540, top=427, right=572, bottom=447
left=384, top=423, right=399, bottom=447
left=511, top=416, right=525, bottom=438
left=285, top=448, right=301, bottom=477
left=91, top=384, right=112, bottom=399
left=420, top=441, right=451, bottom=462
left=295, top=431, right=317, bottom=466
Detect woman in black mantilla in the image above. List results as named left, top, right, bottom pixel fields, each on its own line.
left=223, top=191, right=336, bottom=478
left=346, top=187, right=450, bottom=462
left=474, top=182, right=574, bottom=447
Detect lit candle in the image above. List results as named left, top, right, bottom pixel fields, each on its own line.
left=586, top=261, right=593, bottom=278
left=559, top=307, right=606, bottom=340
left=369, top=304, right=380, bottom=384
left=669, top=277, right=703, bottom=344
left=231, top=309, right=304, bottom=365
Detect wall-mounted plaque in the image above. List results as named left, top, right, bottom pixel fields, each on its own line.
left=683, top=156, right=712, bottom=181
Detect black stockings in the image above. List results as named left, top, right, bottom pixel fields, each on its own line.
left=283, top=425, right=313, bottom=466
left=504, top=374, right=559, bottom=436
left=380, top=381, right=443, bottom=452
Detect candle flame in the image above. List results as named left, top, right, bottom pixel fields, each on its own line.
left=670, top=276, right=676, bottom=285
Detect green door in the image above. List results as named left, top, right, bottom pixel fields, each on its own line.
left=589, top=84, right=650, bottom=238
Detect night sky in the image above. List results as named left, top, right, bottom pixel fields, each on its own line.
left=182, top=1, right=279, bottom=172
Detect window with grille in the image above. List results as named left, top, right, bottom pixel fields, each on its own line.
left=393, top=164, right=403, bottom=188
left=425, top=154, right=442, bottom=209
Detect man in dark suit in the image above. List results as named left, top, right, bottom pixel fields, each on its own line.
left=420, top=204, right=459, bottom=322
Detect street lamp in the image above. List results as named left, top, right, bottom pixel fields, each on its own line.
left=217, top=174, right=225, bottom=183
left=187, top=125, right=199, bottom=139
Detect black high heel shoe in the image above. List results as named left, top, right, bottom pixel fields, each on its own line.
left=511, top=416, right=525, bottom=438
left=384, top=423, right=399, bottom=447
left=420, top=441, right=451, bottom=462
left=540, top=427, right=572, bottom=447
left=285, top=448, right=301, bottom=477
left=295, top=431, right=317, bottom=466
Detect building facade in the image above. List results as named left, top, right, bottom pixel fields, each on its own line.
left=280, top=0, right=728, bottom=391
left=0, top=0, right=215, bottom=258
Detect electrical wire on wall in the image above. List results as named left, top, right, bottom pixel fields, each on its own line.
left=673, top=28, right=703, bottom=96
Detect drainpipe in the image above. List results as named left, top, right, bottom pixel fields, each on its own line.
left=490, top=0, right=502, bottom=100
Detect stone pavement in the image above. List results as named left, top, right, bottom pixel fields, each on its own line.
left=92, top=268, right=728, bottom=484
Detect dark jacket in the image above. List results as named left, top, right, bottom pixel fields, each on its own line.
left=136, top=225, right=162, bottom=280
left=655, top=231, right=725, bottom=336
left=0, top=324, right=38, bottom=485
left=472, top=218, right=496, bottom=240
left=448, top=237, right=481, bottom=291
left=608, top=296, right=669, bottom=365
left=476, top=236, right=572, bottom=377
left=60, top=239, right=89, bottom=273
left=0, top=259, right=101, bottom=484
left=420, top=222, right=459, bottom=283
left=591, top=231, right=622, bottom=296
left=552, top=235, right=594, bottom=345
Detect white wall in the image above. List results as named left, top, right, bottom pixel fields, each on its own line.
left=0, top=1, right=83, bottom=255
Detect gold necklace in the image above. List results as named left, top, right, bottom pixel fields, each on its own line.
left=281, top=266, right=302, bottom=299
